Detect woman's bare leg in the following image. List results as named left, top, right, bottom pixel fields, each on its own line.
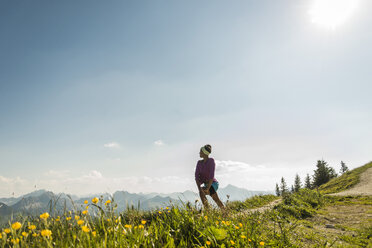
left=199, top=191, right=209, bottom=209
left=211, top=192, right=225, bottom=210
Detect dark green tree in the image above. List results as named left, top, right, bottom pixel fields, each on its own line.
left=280, top=177, right=288, bottom=195
left=294, top=174, right=302, bottom=192
left=312, top=160, right=337, bottom=187
left=340, top=161, right=349, bottom=174
left=305, top=174, right=312, bottom=189
left=290, top=185, right=295, bottom=193
left=275, top=183, right=280, bottom=196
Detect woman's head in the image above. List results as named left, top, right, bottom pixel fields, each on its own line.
left=199, top=144, right=212, bottom=158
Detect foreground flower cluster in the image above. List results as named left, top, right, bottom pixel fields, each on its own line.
left=0, top=196, right=275, bottom=247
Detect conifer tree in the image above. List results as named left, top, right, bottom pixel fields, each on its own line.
left=340, top=161, right=349, bottom=174
left=294, top=174, right=301, bottom=192
left=312, top=160, right=337, bottom=187
left=275, top=183, right=280, bottom=196
left=280, top=177, right=288, bottom=195
left=305, top=174, right=312, bottom=189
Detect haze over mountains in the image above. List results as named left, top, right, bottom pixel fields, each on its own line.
left=0, top=185, right=272, bottom=221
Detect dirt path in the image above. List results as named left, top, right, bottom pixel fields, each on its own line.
left=330, top=167, right=372, bottom=196
left=232, top=199, right=282, bottom=217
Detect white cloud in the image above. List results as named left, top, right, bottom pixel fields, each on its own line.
left=154, top=140, right=164, bottom=146
left=103, top=142, right=120, bottom=149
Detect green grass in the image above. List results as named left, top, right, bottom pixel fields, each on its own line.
left=319, top=161, right=372, bottom=194
left=226, top=194, right=279, bottom=212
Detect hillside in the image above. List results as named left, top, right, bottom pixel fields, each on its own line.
left=319, top=161, right=372, bottom=194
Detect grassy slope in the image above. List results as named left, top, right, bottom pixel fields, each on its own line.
left=319, top=161, right=372, bottom=194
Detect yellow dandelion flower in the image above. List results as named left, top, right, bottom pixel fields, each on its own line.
left=235, top=226, right=239, bottom=229
left=81, top=226, right=90, bottom=233
left=124, top=224, right=132, bottom=229
left=141, top=220, right=146, bottom=225
left=230, top=240, right=235, bottom=245
left=11, top=238, right=20, bottom=244
left=166, top=207, right=169, bottom=210
left=92, top=197, right=99, bottom=204
left=86, top=205, right=89, bottom=209
left=241, top=235, right=246, bottom=239
left=0, top=233, right=2, bottom=239
left=41, top=229, right=52, bottom=237
left=158, top=211, right=162, bottom=214
left=66, top=217, right=72, bottom=221
left=206, top=240, right=211, bottom=245
left=221, top=221, right=226, bottom=225
left=239, top=223, right=243, bottom=227
left=28, top=225, right=36, bottom=230
left=105, top=200, right=111, bottom=205
left=40, top=212, right=50, bottom=220
left=204, top=216, right=208, bottom=220
left=22, top=231, right=28, bottom=237
left=75, top=215, right=80, bottom=220
left=248, top=238, right=252, bottom=242
left=11, top=222, right=22, bottom=230
left=258, top=221, right=261, bottom=224
left=82, top=210, right=88, bottom=215
left=92, top=231, right=96, bottom=237
left=226, top=221, right=230, bottom=226
left=4, top=228, right=11, bottom=234
left=260, top=241, right=264, bottom=246
left=138, top=225, right=144, bottom=229
left=77, top=220, right=84, bottom=225
left=115, top=219, right=118, bottom=224
left=168, top=210, right=170, bottom=213
left=216, top=221, right=219, bottom=225
left=84, top=200, right=88, bottom=204
left=32, top=233, right=38, bottom=237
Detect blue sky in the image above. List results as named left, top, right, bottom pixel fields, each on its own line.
left=0, top=0, right=371, bottom=197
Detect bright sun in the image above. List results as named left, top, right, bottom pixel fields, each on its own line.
left=309, top=0, right=359, bottom=29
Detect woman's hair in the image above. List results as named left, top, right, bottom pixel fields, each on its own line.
left=204, top=144, right=212, bottom=154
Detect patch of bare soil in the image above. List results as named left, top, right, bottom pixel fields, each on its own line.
left=332, top=167, right=372, bottom=196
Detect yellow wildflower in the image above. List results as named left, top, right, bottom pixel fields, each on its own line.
left=260, top=241, right=265, bottom=246
left=0, top=233, right=2, bottom=239
left=138, top=225, right=144, bottom=229
left=41, top=229, right=52, bottom=238
left=206, top=240, right=211, bottom=245
left=32, top=233, right=38, bottom=237
left=66, top=217, right=72, bottom=221
left=158, top=211, right=162, bottom=214
left=40, top=212, right=50, bottom=220
left=75, top=215, right=80, bottom=220
left=4, top=228, right=11, bottom=234
left=92, top=197, right=99, bottom=204
left=221, top=221, right=226, bottom=225
left=84, top=200, right=88, bottom=204
left=235, top=226, right=239, bottom=229
left=82, top=210, right=88, bottom=215
left=86, top=205, right=89, bottom=209
left=105, top=200, right=111, bottom=205
left=77, top=220, right=84, bottom=225
left=230, top=240, right=235, bottom=245
left=166, top=207, right=169, bottom=210
left=168, top=210, right=170, bottom=213
left=81, top=226, right=90, bottom=233
left=226, top=221, right=230, bottom=226
left=92, top=231, right=96, bottom=237
left=11, top=222, right=22, bottom=230
left=124, top=224, right=132, bottom=229
left=141, top=220, right=146, bottom=225
left=55, top=216, right=60, bottom=221
left=239, top=223, right=243, bottom=227
left=248, top=238, right=252, bottom=242
left=204, top=216, right=208, bottom=220
left=11, top=238, right=20, bottom=244
left=22, top=231, right=28, bottom=237
left=28, top=225, right=36, bottom=230
left=241, top=235, right=246, bottom=239
left=215, top=221, right=219, bottom=225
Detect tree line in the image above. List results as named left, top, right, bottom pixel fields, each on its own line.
left=275, top=160, right=349, bottom=196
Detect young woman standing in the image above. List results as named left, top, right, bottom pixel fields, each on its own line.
left=195, top=144, right=224, bottom=210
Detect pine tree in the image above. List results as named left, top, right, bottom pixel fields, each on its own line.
left=312, top=160, right=337, bottom=188
left=340, top=161, right=349, bottom=174
left=280, top=177, right=288, bottom=195
left=305, top=174, right=312, bottom=189
left=290, top=185, right=294, bottom=193
left=294, top=174, right=301, bottom=192
left=275, top=183, right=280, bottom=196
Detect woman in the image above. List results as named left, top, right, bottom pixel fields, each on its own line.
left=195, top=144, right=224, bottom=210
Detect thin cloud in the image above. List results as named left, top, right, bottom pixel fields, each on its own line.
left=103, top=142, right=120, bottom=149
left=154, top=140, right=165, bottom=146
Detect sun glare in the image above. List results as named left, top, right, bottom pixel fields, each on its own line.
left=309, top=0, right=359, bottom=29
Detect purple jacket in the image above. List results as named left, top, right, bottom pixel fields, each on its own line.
left=195, top=158, right=218, bottom=184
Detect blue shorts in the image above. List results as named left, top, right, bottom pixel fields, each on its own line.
left=203, top=181, right=219, bottom=195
